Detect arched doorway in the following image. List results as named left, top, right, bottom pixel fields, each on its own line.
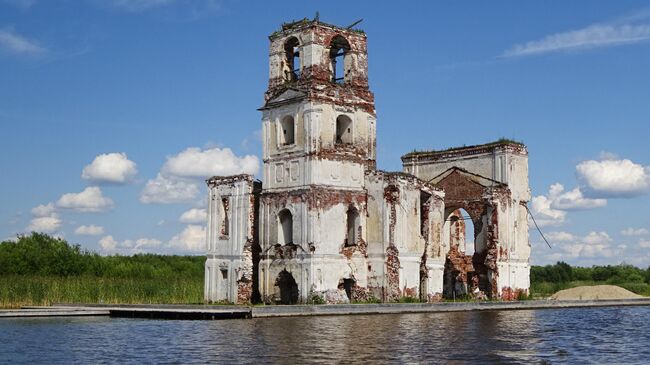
left=276, top=269, right=298, bottom=304
left=443, top=208, right=477, bottom=299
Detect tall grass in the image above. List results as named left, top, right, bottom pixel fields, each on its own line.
left=0, top=233, right=205, bottom=308
left=0, top=275, right=203, bottom=308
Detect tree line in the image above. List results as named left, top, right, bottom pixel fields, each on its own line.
left=2, top=233, right=649, bottom=286
left=531, top=261, right=650, bottom=285
left=0, top=233, right=203, bottom=279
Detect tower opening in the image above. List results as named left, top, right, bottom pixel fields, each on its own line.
left=221, top=197, right=230, bottom=237
left=329, top=35, right=350, bottom=83
left=279, top=116, right=295, bottom=145
left=284, top=37, right=300, bottom=81
left=278, top=209, right=293, bottom=245
left=345, top=207, right=360, bottom=247
left=335, top=115, right=353, bottom=145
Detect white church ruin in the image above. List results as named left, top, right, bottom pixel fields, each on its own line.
left=204, top=18, right=531, bottom=304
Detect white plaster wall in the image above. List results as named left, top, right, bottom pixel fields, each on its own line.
left=262, top=101, right=375, bottom=191
left=205, top=178, right=255, bottom=303
left=404, top=148, right=530, bottom=202
left=258, top=195, right=369, bottom=302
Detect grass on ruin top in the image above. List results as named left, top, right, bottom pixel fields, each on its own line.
left=405, top=138, right=525, bottom=157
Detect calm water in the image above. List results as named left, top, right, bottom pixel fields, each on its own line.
left=1, top=306, right=649, bottom=364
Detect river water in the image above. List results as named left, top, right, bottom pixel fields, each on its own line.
left=1, top=306, right=649, bottom=364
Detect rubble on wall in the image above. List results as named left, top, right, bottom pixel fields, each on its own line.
left=260, top=186, right=367, bottom=213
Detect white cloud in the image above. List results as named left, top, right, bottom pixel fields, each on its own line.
left=622, top=228, right=650, bottom=237
left=530, top=194, right=567, bottom=227
left=140, top=173, right=199, bottom=204
left=179, top=208, right=207, bottom=223
left=140, top=146, right=258, bottom=204
left=74, top=225, right=104, bottom=236
left=547, top=183, right=607, bottom=210
left=100, top=235, right=162, bottom=253
left=26, top=215, right=62, bottom=233
left=31, top=203, right=55, bottom=217
left=583, top=231, right=612, bottom=245
left=57, top=186, right=114, bottom=212
left=169, top=224, right=205, bottom=252
left=640, top=239, right=650, bottom=249
left=161, top=147, right=259, bottom=179
left=99, top=235, right=118, bottom=251
left=0, top=28, right=44, bottom=54
left=577, top=158, right=650, bottom=197
left=135, top=237, right=162, bottom=249
left=556, top=231, right=616, bottom=259
left=26, top=202, right=61, bottom=233
left=546, top=231, right=577, bottom=242
left=81, top=152, right=137, bottom=184
left=503, top=23, right=650, bottom=57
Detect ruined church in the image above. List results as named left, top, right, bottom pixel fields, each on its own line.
left=204, top=18, right=531, bottom=304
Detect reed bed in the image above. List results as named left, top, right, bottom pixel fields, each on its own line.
left=0, top=275, right=203, bottom=308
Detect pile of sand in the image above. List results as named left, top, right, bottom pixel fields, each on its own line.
left=551, top=285, right=642, bottom=300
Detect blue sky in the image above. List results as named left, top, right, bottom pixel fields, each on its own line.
left=1, top=0, right=649, bottom=266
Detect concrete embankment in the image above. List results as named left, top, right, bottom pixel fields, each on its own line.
left=252, top=298, right=650, bottom=317
left=2, top=298, right=650, bottom=319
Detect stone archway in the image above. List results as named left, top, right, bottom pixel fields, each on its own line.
left=442, top=207, right=492, bottom=299
left=276, top=269, right=299, bottom=304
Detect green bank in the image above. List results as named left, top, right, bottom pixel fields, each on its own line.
left=1, top=234, right=649, bottom=308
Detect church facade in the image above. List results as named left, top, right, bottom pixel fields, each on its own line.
left=204, top=18, right=531, bottom=304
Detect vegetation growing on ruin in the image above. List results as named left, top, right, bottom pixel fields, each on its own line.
left=405, top=138, right=525, bottom=157
left=1, top=234, right=649, bottom=307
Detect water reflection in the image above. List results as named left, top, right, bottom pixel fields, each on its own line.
left=1, top=307, right=649, bottom=364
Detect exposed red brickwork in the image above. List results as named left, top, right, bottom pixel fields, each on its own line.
left=385, top=245, right=401, bottom=302
left=500, top=287, right=528, bottom=301
left=265, top=20, right=374, bottom=115
left=260, top=187, right=367, bottom=213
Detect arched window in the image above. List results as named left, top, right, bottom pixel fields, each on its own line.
left=335, top=115, right=353, bottom=145
left=447, top=208, right=475, bottom=255
left=220, top=197, right=229, bottom=237
left=329, top=35, right=351, bottom=83
left=279, top=116, right=295, bottom=145
left=278, top=209, right=293, bottom=245
left=345, top=207, right=359, bottom=246
left=284, top=37, right=300, bottom=81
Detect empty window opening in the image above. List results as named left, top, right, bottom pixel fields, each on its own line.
left=335, top=115, right=353, bottom=145
left=447, top=208, right=475, bottom=255
left=345, top=207, right=360, bottom=247
left=280, top=116, right=295, bottom=145
left=221, top=197, right=230, bottom=237
left=284, top=37, right=300, bottom=81
left=278, top=209, right=293, bottom=245
left=220, top=269, right=228, bottom=280
left=342, top=278, right=355, bottom=300
left=277, top=269, right=299, bottom=305
left=420, top=191, right=432, bottom=237
left=329, top=35, right=351, bottom=83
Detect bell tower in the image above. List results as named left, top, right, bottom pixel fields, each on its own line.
left=260, top=18, right=376, bottom=191
left=258, top=18, right=376, bottom=303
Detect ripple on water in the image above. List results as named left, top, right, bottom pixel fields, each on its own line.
left=0, top=306, right=649, bottom=364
